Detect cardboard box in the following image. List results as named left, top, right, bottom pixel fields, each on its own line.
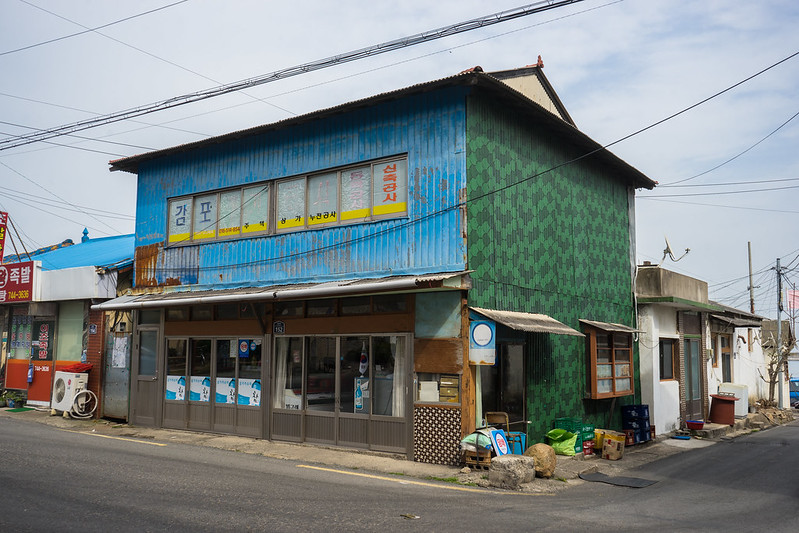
left=601, top=430, right=625, bottom=460
left=439, top=376, right=459, bottom=388
left=439, top=386, right=459, bottom=397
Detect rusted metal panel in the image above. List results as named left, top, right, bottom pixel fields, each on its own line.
left=134, top=242, right=198, bottom=287
left=413, top=338, right=463, bottom=374
left=133, top=89, right=468, bottom=289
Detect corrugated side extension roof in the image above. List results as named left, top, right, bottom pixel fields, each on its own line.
left=471, top=306, right=583, bottom=337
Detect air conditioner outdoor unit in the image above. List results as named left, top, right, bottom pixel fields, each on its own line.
left=51, top=371, right=89, bottom=412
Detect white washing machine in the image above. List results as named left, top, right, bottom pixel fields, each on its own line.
left=51, top=371, right=89, bottom=411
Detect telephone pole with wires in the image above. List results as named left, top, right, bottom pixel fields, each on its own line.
left=776, top=258, right=785, bottom=407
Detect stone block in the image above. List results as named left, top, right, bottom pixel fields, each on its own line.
left=488, top=454, right=536, bottom=490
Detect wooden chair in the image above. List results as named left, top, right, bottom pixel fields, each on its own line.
left=485, top=411, right=527, bottom=454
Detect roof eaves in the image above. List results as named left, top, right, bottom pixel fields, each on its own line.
left=108, top=72, right=656, bottom=190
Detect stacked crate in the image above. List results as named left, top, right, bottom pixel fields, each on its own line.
left=621, top=404, right=651, bottom=445
left=581, top=423, right=595, bottom=455
left=554, top=417, right=583, bottom=455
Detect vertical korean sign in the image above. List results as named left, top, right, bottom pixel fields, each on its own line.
left=0, top=211, right=8, bottom=262
left=372, top=160, right=407, bottom=216
left=32, top=319, right=55, bottom=361
left=0, top=260, right=35, bottom=304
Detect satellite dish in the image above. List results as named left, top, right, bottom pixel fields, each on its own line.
left=659, top=236, right=690, bottom=266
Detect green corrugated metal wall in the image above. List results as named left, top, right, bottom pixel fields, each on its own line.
left=465, top=94, right=642, bottom=443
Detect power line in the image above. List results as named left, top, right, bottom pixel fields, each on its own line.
left=0, top=119, right=155, bottom=151
left=140, top=48, right=799, bottom=275
left=2, top=0, right=190, bottom=57
left=0, top=128, right=128, bottom=157
left=660, top=109, right=799, bottom=187
left=643, top=183, right=799, bottom=198
left=2, top=0, right=619, bottom=159
left=658, top=177, right=799, bottom=188
left=0, top=160, right=123, bottom=233
left=640, top=197, right=799, bottom=214
left=0, top=190, right=134, bottom=220
left=0, top=1, right=586, bottom=151
left=23, top=0, right=295, bottom=117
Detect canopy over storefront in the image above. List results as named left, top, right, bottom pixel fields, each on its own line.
left=470, top=306, right=583, bottom=336
left=93, top=271, right=471, bottom=311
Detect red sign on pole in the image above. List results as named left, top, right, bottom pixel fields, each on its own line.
left=0, top=260, right=35, bottom=303
left=0, top=211, right=7, bottom=263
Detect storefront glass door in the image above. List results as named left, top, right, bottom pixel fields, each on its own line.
left=271, top=334, right=409, bottom=452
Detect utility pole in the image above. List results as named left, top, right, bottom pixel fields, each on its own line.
left=748, top=242, right=755, bottom=314
left=777, top=258, right=783, bottom=408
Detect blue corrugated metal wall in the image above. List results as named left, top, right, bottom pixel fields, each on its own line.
left=134, top=88, right=468, bottom=288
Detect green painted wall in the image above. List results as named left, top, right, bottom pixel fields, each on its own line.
left=465, top=94, right=642, bottom=442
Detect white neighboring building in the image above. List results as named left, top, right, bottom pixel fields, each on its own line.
left=636, top=265, right=765, bottom=435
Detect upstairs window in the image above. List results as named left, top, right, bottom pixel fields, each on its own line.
left=584, top=324, right=634, bottom=399
left=166, top=156, right=407, bottom=245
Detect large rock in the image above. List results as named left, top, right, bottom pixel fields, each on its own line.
left=488, top=454, right=536, bottom=490
left=524, top=443, right=557, bottom=478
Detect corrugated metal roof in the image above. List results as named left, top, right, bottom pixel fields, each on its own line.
left=93, top=271, right=469, bottom=310
left=3, top=234, right=134, bottom=271
left=109, top=71, right=655, bottom=190
left=471, top=306, right=584, bottom=337
left=579, top=319, right=640, bottom=333
left=710, top=314, right=762, bottom=328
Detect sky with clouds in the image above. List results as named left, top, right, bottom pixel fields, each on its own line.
left=1, top=0, right=797, bottom=318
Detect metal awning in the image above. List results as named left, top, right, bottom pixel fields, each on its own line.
left=579, top=319, right=639, bottom=333
left=92, top=271, right=470, bottom=311
left=710, top=314, right=762, bottom=328
left=470, top=307, right=584, bottom=337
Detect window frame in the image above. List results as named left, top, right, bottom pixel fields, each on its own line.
left=659, top=338, right=677, bottom=381
left=585, top=326, right=634, bottom=399
left=165, top=155, right=408, bottom=246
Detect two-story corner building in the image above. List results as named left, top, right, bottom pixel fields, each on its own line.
left=95, top=64, right=655, bottom=464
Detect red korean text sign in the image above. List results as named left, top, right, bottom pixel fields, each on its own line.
left=0, top=260, right=35, bottom=303
left=0, top=211, right=7, bottom=262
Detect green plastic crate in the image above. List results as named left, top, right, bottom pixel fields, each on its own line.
left=554, top=417, right=583, bottom=454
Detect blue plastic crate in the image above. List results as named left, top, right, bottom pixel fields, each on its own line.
left=621, top=404, right=650, bottom=420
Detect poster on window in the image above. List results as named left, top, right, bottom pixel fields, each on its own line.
left=242, top=185, right=269, bottom=234
left=31, top=319, right=55, bottom=361
left=307, top=173, right=338, bottom=225
left=215, top=377, right=236, bottom=404
left=166, top=375, right=186, bottom=400
left=218, top=190, right=242, bottom=237
left=193, top=194, right=217, bottom=240
left=190, top=376, right=211, bottom=402
left=372, top=159, right=407, bottom=216
left=168, top=199, right=192, bottom=244
left=340, top=166, right=371, bottom=221
left=238, top=379, right=261, bottom=406
left=277, top=179, right=305, bottom=230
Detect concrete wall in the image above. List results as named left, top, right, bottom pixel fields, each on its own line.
left=637, top=304, right=681, bottom=434
left=637, top=266, right=708, bottom=304
left=705, top=327, right=767, bottom=411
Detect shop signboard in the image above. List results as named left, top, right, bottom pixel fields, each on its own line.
left=0, top=211, right=7, bottom=262
left=469, top=319, right=496, bottom=365
left=489, top=429, right=510, bottom=456
left=31, top=319, right=55, bottom=361
left=0, top=260, right=35, bottom=303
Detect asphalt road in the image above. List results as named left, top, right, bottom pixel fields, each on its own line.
left=1, top=416, right=798, bottom=532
